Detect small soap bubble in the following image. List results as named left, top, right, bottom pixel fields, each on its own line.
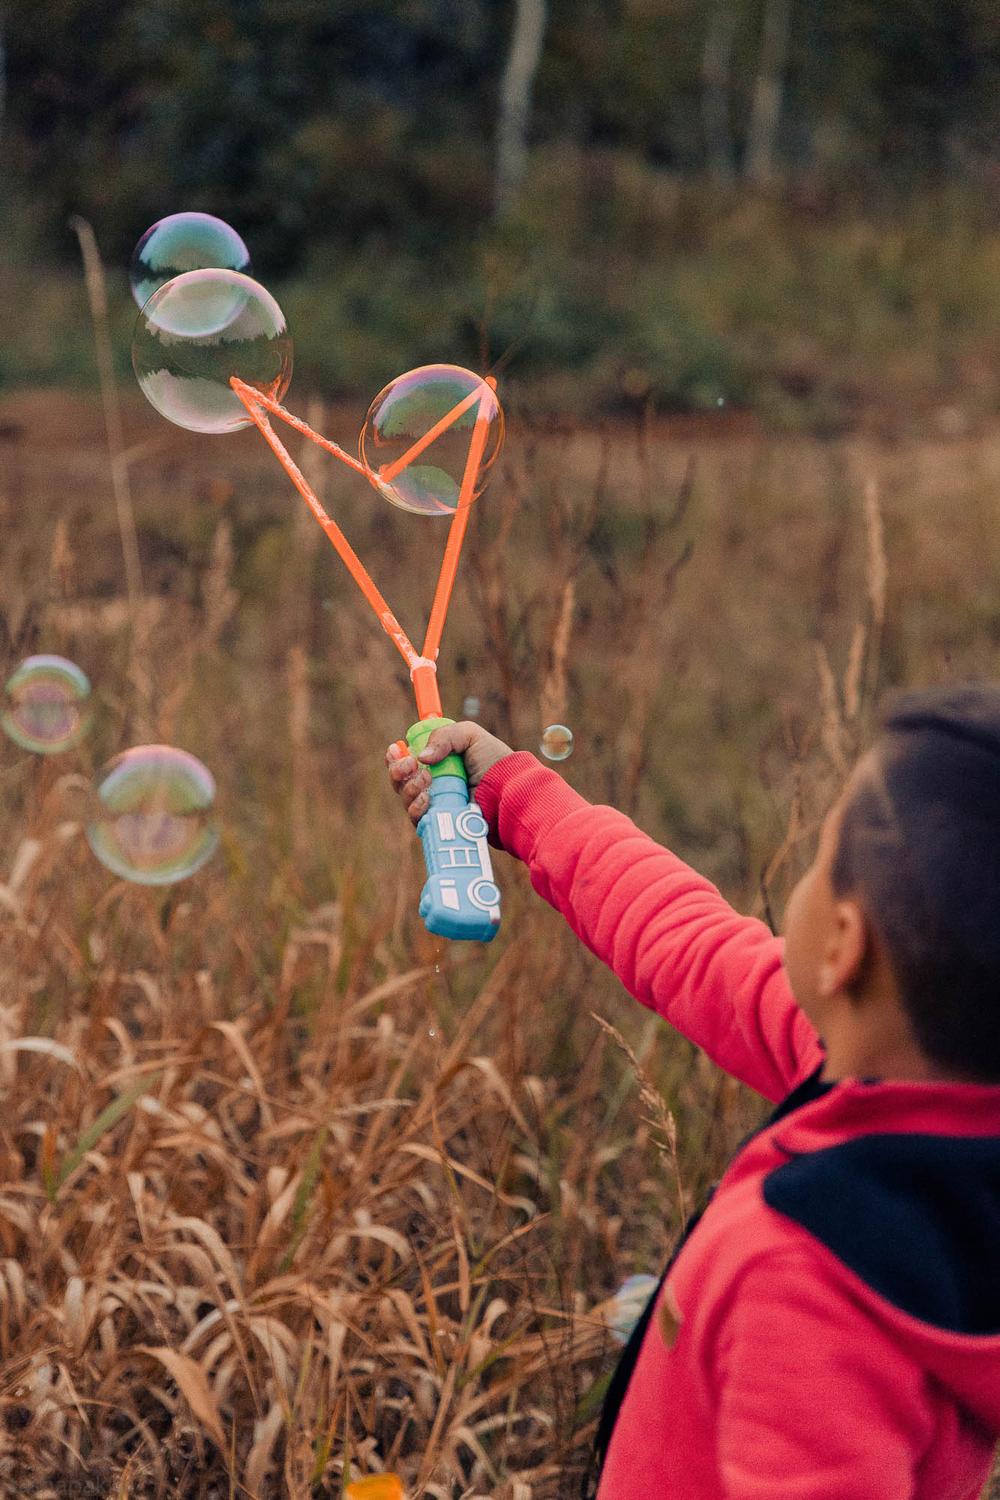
left=540, top=724, right=574, bottom=761
left=606, top=1273, right=660, bottom=1345
left=2, top=655, right=91, bottom=754
left=132, top=269, right=292, bottom=434
left=360, top=364, right=504, bottom=517
left=86, top=745, right=219, bottom=886
left=461, top=696, right=480, bottom=719
left=130, top=212, right=251, bottom=310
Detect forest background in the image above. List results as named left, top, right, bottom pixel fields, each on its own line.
left=5, top=0, right=1000, bottom=430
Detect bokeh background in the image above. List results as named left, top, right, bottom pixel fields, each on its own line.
left=2, top=4, right=1000, bottom=1498
left=5, top=0, right=1000, bottom=427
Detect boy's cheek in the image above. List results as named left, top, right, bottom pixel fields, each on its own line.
left=781, top=875, right=813, bottom=1006
left=781, top=869, right=807, bottom=944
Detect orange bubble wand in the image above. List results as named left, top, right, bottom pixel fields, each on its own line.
left=227, top=369, right=504, bottom=943
left=131, top=262, right=504, bottom=938
left=228, top=375, right=496, bottom=721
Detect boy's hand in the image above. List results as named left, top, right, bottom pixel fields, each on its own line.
left=385, top=721, right=513, bottom=827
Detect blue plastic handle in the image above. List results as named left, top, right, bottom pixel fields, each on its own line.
left=415, top=775, right=501, bottom=942
left=404, top=715, right=501, bottom=942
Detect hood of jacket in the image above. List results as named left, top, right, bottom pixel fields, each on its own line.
left=744, top=1071, right=1000, bottom=1432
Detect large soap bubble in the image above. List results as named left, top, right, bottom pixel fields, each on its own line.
left=130, top=212, right=251, bottom=310
left=86, top=745, right=219, bottom=886
left=132, top=269, right=292, bottom=434
left=2, top=655, right=91, bottom=754
left=359, top=364, right=504, bottom=517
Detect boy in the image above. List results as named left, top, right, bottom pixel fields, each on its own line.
left=386, top=686, right=1000, bottom=1499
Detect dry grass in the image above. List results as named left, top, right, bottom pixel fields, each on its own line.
left=0, top=384, right=999, bottom=1495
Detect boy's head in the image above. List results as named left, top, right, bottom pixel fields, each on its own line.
left=783, top=684, right=1000, bottom=1084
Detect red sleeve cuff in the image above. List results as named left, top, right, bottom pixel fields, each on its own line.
left=473, top=752, right=592, bottom=861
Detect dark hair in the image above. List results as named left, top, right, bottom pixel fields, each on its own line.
left=830, top=684, right=1000, bottom=1082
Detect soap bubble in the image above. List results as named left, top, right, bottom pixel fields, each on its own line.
left=130, top=212, right=251, bottom=310
left=2, top=655, right=91, bottom=754
left=540, top=724, right=574, bottom=761
left=360, top=364, right=504, bottom=517
left=132, top=269, right=292, bottom=434
left=461, top=696, right=480, bottom=719
left=86, top=745, right=219, bottom=886
left=606, top=1274, right=659, bottom=1345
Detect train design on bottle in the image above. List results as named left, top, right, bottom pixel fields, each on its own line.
left=406, top=716, right=502, bottom=943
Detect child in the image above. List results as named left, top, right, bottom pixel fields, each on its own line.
left=386, top=686, right=1000, bottom=1500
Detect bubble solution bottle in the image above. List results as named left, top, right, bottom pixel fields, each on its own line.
left=405, top=716, right=501, bottom=943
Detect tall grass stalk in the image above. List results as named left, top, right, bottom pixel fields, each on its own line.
left=69, top=216, right=151, bottom=738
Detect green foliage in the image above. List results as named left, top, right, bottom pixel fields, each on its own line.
left=6, top=182, right=1000, bottom=428
left=5, top=3, right=1000, bottom=424
left=7, top=0, right=1000, bottom=267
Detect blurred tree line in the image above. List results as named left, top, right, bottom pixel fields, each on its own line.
left=4, top=0, right=1000, bottom=419
left=6, top=0, right=1000, bottom=269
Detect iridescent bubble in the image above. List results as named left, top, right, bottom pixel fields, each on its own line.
left=132, top=269, right=292, bottom=434
left=540, top=724, right=574, bottom=761
left=130, top=212, right=251, bottom=310
left=360, top=364, right=504, bottom=517
left=2, top=655, right=91, bottom=754
left=86, top=745, right=219, bottom=886
left=461, top=696, right=481, bottom=719
left=606, top=1273, right=659, bottom=1345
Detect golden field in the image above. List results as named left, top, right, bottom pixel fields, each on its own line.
left=0, top=382, right=999, bottom=1496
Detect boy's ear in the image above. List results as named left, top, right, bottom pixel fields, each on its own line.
left=818, top=898, right=871, bottom=1000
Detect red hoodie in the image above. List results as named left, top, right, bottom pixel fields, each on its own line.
left=474, top=753, right=1000, bottom=1500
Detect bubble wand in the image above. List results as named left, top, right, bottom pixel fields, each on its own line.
left=132, top=265, right=502, bottom=941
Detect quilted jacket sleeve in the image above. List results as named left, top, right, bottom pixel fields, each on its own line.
left=475, top=753, right=822, bottom=1101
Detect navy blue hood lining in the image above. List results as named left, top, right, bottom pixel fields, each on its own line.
left=763, top=1131, right=1000, bottom=1334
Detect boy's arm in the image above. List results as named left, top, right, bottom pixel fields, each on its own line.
left=714, top=1246, right=933, bottom=1498
left=475, top=753, right=821, bottom=1102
